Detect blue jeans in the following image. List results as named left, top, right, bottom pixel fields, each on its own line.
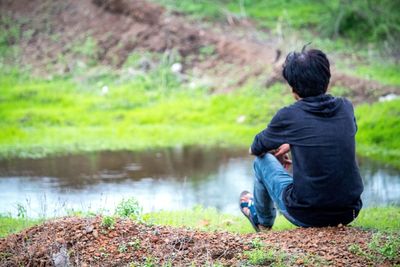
left=253, top=153, right=311, bottom=227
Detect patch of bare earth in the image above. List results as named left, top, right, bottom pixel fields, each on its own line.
left=1, top=0, right=399, bottom=101
left=1, top=216, right=396, bottom=266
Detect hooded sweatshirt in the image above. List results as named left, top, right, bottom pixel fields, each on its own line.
left=251, top=94, right=363, bottom=226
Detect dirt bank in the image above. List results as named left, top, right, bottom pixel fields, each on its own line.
left=0, top=0, right=399, bottom=101
left=1, top=216, right=397, bottom=266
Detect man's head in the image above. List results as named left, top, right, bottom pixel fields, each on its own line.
left=282, top=47, right=330, bottom=98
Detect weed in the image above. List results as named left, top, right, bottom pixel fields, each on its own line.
left=244, top=248, right=270, bottom=265
left=100, top=252, right=109, bottom=258
left=329, top=86, right=351, bottom=97
left=348, top=244, right=372, bottom=260
left=348, top=233, right=400, bottom=264
left=199, top=44, right=216, bottom=60
left=70, top=36, right=98, bottom=61
left=115, top=197, right=142, bottom=221
left=244, top=242, right=288, bottom=266
left=16, top=203, right=27, bottom=219
left=101, top=216, right=116, bottom=230
left=118, top=243, right=128, bottom=253
left=142, top=256, right=156, bottom=267
left=0, top=252, right=12, bottom=261
left=250, top=237, right=264, bottom=249
left=128, top=238, right=141, bottom=250
left=369, top=233, right=400, bottom=261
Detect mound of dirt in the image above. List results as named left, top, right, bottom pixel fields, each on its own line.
left=92, top=0, right=163, bottom=25
left=1, top=0, right=399, bottom=99
left=1, top=216, right=396, bottom=266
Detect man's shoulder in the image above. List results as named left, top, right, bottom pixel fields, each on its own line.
left=277, top=102, right=302, bottom=116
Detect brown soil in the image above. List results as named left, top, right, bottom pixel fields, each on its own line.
left=0, top=216, right=397, bottom=266
left=1, top=0, right=399, bottom=101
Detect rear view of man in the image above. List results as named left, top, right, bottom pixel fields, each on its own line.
left=240, top=47, right=364, bottom=231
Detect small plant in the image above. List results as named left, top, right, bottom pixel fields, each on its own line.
left=16, top=203, right=27, bottom=219
left=244, top=247, right=287, bottom=266
left=245, top=248, right=269, bottom=265
left=250, top=237, right=264, bottom=249
left=162, top=260, right=173, bottom=267
left=369, top=233, right=400, bottom=261
left=101, top=216, right=116, bottom=230
left=128, top=238, right=141, bottom=250
left=143, top=256, right=156, bottom=267
left=71, top=36, right=97, bottom=58
left=115, top=197, right=142, bottom=221
left=118, top=243, right=128, bottom=253
left=330, top=86, right=351, bottom=97
left=199, top=45, right=215, bottom=56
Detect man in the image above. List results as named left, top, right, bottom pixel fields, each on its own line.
left=240, top=47, right=364, bottom=231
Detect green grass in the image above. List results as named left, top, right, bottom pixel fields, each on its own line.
left=152, top=0, right=400, bottom=44
left=355, top=99, right=400, bottom=168
left=0, top=215, right=43, bottom=238
left=153, top=0, right=332, bottom=29
left=0, top=66, right=293, bottom=159
left=0, top=66, right=399, bottom=169
left=354, top=64, right=400, bottom=86
left=144, top=206, right=400, bottom=233
left=143, top=205, right=293, bottom=234
left=0, top=206, right=399, bottom=238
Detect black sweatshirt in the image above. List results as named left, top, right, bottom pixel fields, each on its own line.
left=251, top=94, right=363, bottom=226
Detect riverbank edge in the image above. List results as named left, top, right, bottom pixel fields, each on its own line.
left=1, top=206, right=399, bottom=238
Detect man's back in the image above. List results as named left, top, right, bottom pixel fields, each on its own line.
left=242, top=48, right=364, bottom=229
left=251, top=94, right=363, bottom=226
left=282, top=95, right=363, bottom=226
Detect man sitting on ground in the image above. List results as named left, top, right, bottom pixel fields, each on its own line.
left=240, top=47, right=364, bottom=231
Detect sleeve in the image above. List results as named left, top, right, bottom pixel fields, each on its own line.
left=250, top=108, right=290, bottom=156
left=346, top=98, right=358, bottom=133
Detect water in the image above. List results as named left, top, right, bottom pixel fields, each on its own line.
left=0, top=147, right=399, bottom=217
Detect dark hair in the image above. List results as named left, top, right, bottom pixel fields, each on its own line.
left=282, top=47, right=331, bottom=98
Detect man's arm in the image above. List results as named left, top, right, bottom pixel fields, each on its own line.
left=250, top=109, right=288, bottom=156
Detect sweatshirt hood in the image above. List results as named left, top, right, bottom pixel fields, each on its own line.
left=296, top=94, right=342, bottom=117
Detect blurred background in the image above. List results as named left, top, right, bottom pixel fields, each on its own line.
left=0, top=0, right=399, bottom=218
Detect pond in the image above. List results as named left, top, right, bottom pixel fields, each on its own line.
left=0, top=147, right=399, bottom=218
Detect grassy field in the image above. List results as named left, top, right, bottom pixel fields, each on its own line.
left=0, top=64, right=295, bottom=159
left=355, top=99, right=400, bottom=168
left=152, top=0, right=400, bottom=44
left=0, top=64, right=399, bottom=168
left=1, top=206, right=399, bottom=238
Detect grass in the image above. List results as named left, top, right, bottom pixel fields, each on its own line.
left=144, top=206, right=400, bottom=233
left=153, top=0, right=399, bottom=44
left=143, top=205, right=293, bottom=233
left=0, top=215, right=43, bottom=238
left=0, top=65, right=399, bottom=169
left=0, top=65, right=293, bottom=159
left=0, top=206, right=399, bottom=238
left=355, top=99, right=400, bottom=168
left=153, top=0, right=332, bottom=29
left=348, top=232, right=400, bottom=264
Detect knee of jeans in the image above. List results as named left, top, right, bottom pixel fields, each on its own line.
left=253, top=153, right=275, bottom=170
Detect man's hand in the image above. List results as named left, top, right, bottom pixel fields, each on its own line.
left=274, top=143, right=290, bottom=157
left=274, top=144, right=292, bottom=170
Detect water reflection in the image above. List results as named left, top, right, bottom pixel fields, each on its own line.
left=0, top=147, right=399, bottom=217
